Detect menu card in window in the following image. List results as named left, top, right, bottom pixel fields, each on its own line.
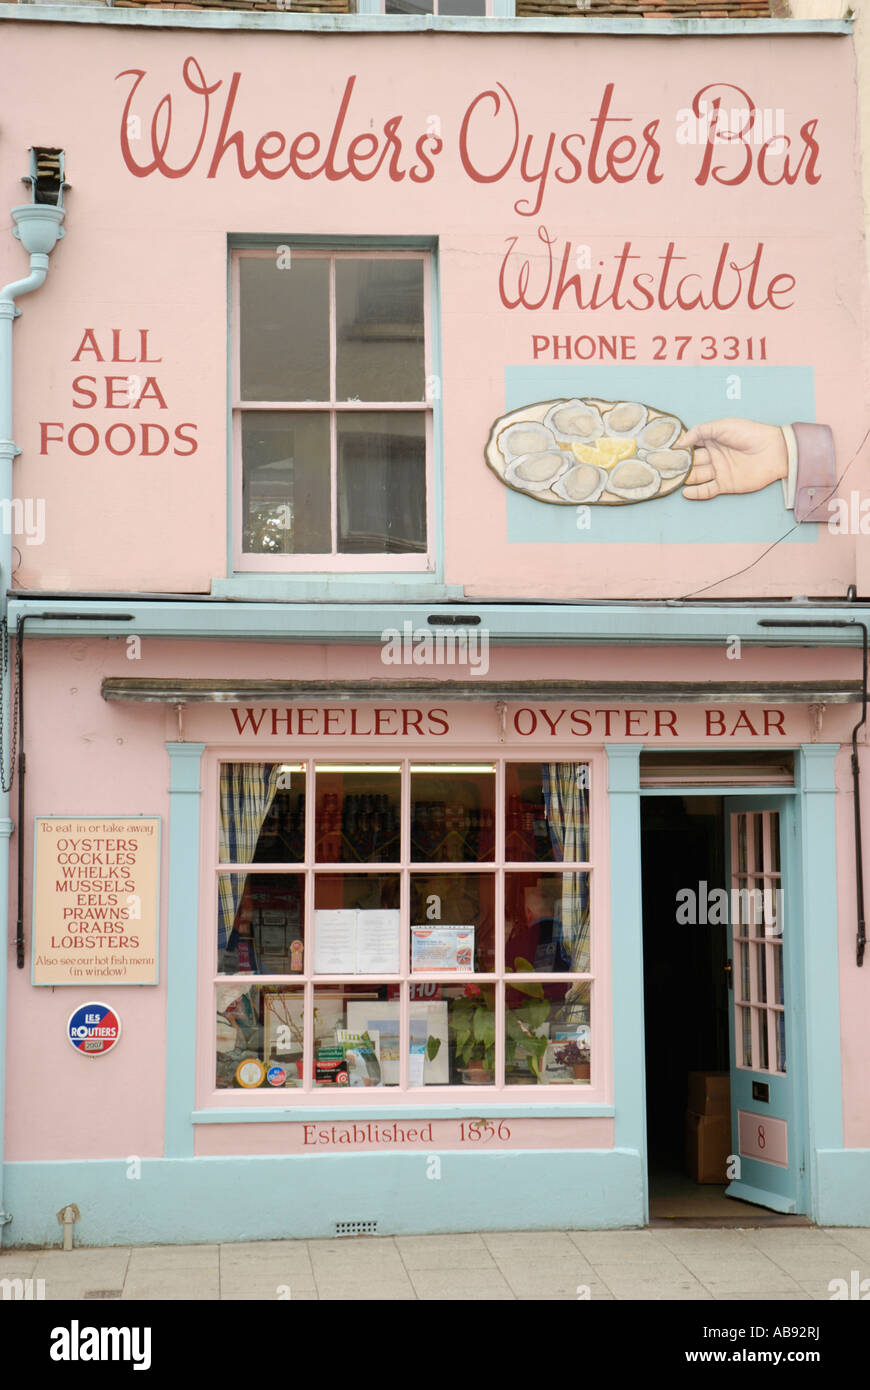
left=313, top=909, right=357, bottom=974
left=313, top=908, right=401, bottom=974
left=411, top=926, right=475, bottom=974
left=356, top=910, right=401, bottom=973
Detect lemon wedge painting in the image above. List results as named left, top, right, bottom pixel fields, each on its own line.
left=486, top=397, right=693, bottom=506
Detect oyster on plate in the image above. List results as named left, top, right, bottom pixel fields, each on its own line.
left=485, top=395, right=693, bottom=507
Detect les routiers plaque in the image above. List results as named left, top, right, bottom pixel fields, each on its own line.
left=32, top=817, right=160, bottom=986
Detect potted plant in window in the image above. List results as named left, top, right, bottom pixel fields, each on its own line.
left=452, top=985, right=496, bottom=1083
left=451, top=982, right=551, bottom=1084
left=554, top=1039, right=591, bottom=1081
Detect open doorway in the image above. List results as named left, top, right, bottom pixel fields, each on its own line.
left=641, top=795, right=733, bottom=1218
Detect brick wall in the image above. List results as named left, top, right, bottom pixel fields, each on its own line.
left=516, top=0, right=773, bottom=15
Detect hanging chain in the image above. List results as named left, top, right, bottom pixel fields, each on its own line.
left=0, top=617, right=21, bottom=794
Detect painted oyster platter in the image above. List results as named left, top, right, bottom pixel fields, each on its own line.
left=485, top=397, right=693, bottom=506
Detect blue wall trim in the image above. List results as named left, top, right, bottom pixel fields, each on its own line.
left=814, top=1150, right=870, bottom=1226
left=605, top=746, right=646, bottom=1220
left=3, top=1150, right=644, bottom=1246
left=164, top=743, right=206, bottom=1161
left=796, top=745, right=845, bottom=1224
left=8, top=598, right=870, bottom=648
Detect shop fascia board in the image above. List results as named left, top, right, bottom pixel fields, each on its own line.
left=7, top=596, right=870, bottom=648
left=100, top=677, right=861, bottom=703
left=0, top=7, right=851, bottom=36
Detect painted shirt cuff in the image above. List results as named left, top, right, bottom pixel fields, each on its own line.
left=791, top=423, right=837, bottom=523
left=781, top=425, right=798, bottom=511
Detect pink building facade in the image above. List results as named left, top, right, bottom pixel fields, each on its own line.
left=0, top=6, right=868, bottom=1243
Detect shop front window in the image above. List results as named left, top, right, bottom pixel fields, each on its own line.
left=214, top=759, right=594, bottom=1092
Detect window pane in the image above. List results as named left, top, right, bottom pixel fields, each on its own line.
left=756, top=943, right=767, bottom=1003
left=776, top=1010, right=787, bottom=1073
left=312, top=874, right=401, bottom=975
left=739, top=941, right=751, bottom=1001
left=410, top=873, right=495, bottom=972
left=450, top=984, right=496, bottom=1085
left=337, top=412, right=426, bottom=554
left=740, top=1006, right=752, bottom=1067
left=315, top=767, right=401, bottom=863
left=758, top=1007, right=769, bottom=1070
left=240, top=256, right=329, bottom=401
left=262, top=987, right=305, bottom=1087
left=220, top=763, right=284, bottom=864
left=763, top=881, right=780, bottom=936
left=336, top=259, right=424, bottom=402
left=506, top=763, right=589, bottom=863
left=218, top=873, right=305, bottom=975
left=504, top=981, right=590, bottom=1086
left=410, top=766, right=495, bottom=862
left=218, top=982, right=291, bottom=1089
left=438, top=0, right=487, bottom=12
left=770, top=816, right=781, bottom=872
left=314, top=984, right=398, bottom=1087
left=242, top=411, right=331, bottom=554
left=505, top=871, right=590, bottom=973
left=736, top=814, right=747, bottom=873
left=744, top=811, right=756, bottom=867
left=252, top=779, right=306, bottom=864
left=386, top=0, right=433, bottom=9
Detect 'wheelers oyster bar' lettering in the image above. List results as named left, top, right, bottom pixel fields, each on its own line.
left=229, top=706, right=788, bottom=738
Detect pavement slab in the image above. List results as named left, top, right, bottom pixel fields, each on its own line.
left=1, top=1225, right=867, bottom=1300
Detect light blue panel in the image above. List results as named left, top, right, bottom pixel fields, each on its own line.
left=795, top=745, right=844, bottom=1223
left=8, top=597, right=867, bottom=648
left=164, top=744, right=206, bottom=1160
left=814, top=1150, right=870, bottom=1226
left=3, top=1149, right=644, bottom=1246
left=606, top=746, right=646, bottom=1219
left=504, top=365, right=816, bottom=545
left=724, top=1183, right=796, bottom=1215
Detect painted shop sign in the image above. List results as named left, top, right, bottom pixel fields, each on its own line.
left=32, top=817, right=161, bottom=986
left=201, top=1117, right=613, bottom=1154
left=228, top=704, right=790, bottom=740
left=4, top=30, right=861, bottom=596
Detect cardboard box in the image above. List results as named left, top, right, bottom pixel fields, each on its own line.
left=685, top=1110, right=732, bottom=1184
left=687, top=1070, right=731, bottom=1116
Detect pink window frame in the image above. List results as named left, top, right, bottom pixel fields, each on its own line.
left=231, top=248, right=434, bottom=573
left=197, top=747, right=612, bottom=1108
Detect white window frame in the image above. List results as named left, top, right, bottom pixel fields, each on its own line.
left=232, top=247, right=434, bottom=574
left=377, top=0, right=494, bottom=13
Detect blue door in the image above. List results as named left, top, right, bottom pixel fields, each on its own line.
left=723, top=800, right=804, bottom=1213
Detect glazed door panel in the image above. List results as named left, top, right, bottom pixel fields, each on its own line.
left=724, top=801, right=802, bottom=1214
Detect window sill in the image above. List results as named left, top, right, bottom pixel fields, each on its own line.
left=194, top=1101, right=614, bottom=1122
left=211, top=575, right=461, bottom=601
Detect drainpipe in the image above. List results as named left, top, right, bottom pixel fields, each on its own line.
left=0, top=151, right=67, bottom=1245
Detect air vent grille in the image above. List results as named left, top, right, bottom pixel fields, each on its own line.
left=335, top=1220, right=378, bottom=1237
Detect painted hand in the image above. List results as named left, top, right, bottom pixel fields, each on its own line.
left=677, top=418, right=788, bottom=500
